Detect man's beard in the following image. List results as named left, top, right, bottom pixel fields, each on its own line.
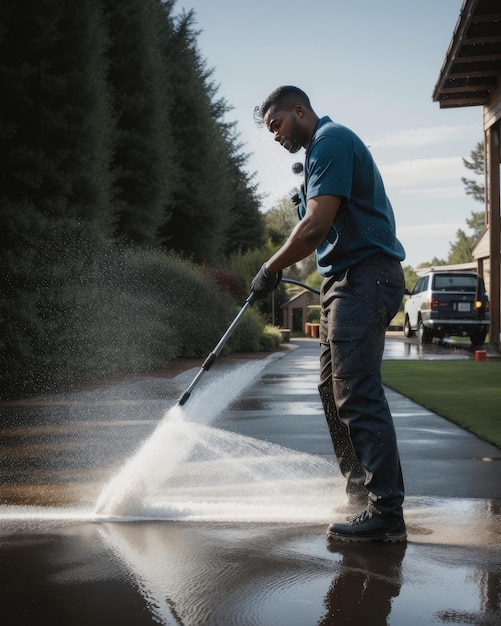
left=286, top=118, right=303, bottom=153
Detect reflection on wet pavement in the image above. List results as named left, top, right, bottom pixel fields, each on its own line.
left=1, top=337, right=500, bottom=625
left=1, top=501, right=499, bottom=626
left=383, top=334, right=472, bottom=360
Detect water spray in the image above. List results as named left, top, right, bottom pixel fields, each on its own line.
left=176, top=278, right=320, bottom=406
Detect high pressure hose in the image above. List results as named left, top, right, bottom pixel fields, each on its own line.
left=281, top=278, right=320, bottom=295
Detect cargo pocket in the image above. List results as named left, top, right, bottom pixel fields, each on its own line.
left=329, top=325, right=368, bottom=378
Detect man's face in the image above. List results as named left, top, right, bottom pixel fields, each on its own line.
left=264, top=104, right=304, bottom=154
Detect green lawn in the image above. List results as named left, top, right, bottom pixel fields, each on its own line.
left=381, top=360, right=501, bottom=449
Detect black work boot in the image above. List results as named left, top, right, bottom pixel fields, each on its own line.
left=326, top=508, right=407, bottom=543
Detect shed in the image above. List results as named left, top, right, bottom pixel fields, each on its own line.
left=281, top=290, right=320, bottom=334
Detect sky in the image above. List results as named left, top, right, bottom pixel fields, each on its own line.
left=178, top=0, right=482, bottom=268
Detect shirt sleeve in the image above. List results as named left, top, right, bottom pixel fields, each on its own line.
left=306, top=134, right=354, bottom=202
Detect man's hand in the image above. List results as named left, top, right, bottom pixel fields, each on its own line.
left=250, top=263, right=282, bottom=299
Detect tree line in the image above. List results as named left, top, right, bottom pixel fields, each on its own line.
left=0, top=0, right=266, bottom=258
left=0, top=0, right=271, bottom=399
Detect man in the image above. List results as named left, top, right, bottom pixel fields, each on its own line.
left=251, top=86, right=406, bottom=543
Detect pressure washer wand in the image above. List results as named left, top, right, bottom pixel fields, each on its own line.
left=176, top=277, right=319, bottom=407
left=177, top=291, right=258, bottom=406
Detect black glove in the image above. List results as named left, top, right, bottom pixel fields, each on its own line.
left=250, top=263, right=282, bottom=299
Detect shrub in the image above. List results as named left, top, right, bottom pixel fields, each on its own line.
left=226, top=305, right=264, bottom=353
left=1, top=234, right=279, bottom=399
left=259, top=325, right=283, bottom=351
left=1, top=241, right=238, bottom=399
left=307, top=305, right=321, bottom=323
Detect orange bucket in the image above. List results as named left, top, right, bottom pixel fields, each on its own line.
left=475, top=350, right=487, bottom=361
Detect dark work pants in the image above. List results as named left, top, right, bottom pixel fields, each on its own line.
left=318, top=253, right=405, bottom=515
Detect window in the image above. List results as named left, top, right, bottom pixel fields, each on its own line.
left=412, top=276, right=428, bottom=295
left=432, top=274, right=477, bottom=292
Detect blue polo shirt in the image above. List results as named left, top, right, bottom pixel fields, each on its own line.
left=300, top=116, right=405, bottom=276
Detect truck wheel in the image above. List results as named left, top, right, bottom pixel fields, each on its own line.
left=418, top=319, right=433, bottom=344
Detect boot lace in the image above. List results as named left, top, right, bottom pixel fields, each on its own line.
left=350, top=509, right=374, bottom=525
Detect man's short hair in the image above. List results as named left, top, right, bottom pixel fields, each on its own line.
left=259, top=86, right=312, bottom=119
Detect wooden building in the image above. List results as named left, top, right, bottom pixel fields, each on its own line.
left=433, top=0, right=501, bottom=350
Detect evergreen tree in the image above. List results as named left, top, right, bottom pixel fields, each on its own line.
left=446, top=141, right=486, bottom=264
left=224, top=165, right=265, bottom=255
left=0, top=0, right=113, bottom=234
left=221, top=125, right=265, bottom=255
left=0, top=0, right=114, bottom=395
left=103, top=0, right=177, bottom=246
left=159, top=9, right=234, bottom=264
left=0, top=0, right=275, bottom=397
left=461, top=141, right=485, bottom=204
left=448, top=210, right=485, bottom=264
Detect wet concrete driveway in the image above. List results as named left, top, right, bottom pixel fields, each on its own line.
left=1, top=336, right=500, bottom=625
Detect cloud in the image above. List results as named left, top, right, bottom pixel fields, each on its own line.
left=397, top=222, right=472, bottom=266
left=370, top=125, right=477, bottom=149
left=379, top=157, right=463, bottom=188
left=398, top=186, right=465, bottom=199
left=398, top=222, right=465, bottom=237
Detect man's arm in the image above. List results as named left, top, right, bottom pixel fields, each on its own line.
left=266, top=194, right=342, bottom=273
